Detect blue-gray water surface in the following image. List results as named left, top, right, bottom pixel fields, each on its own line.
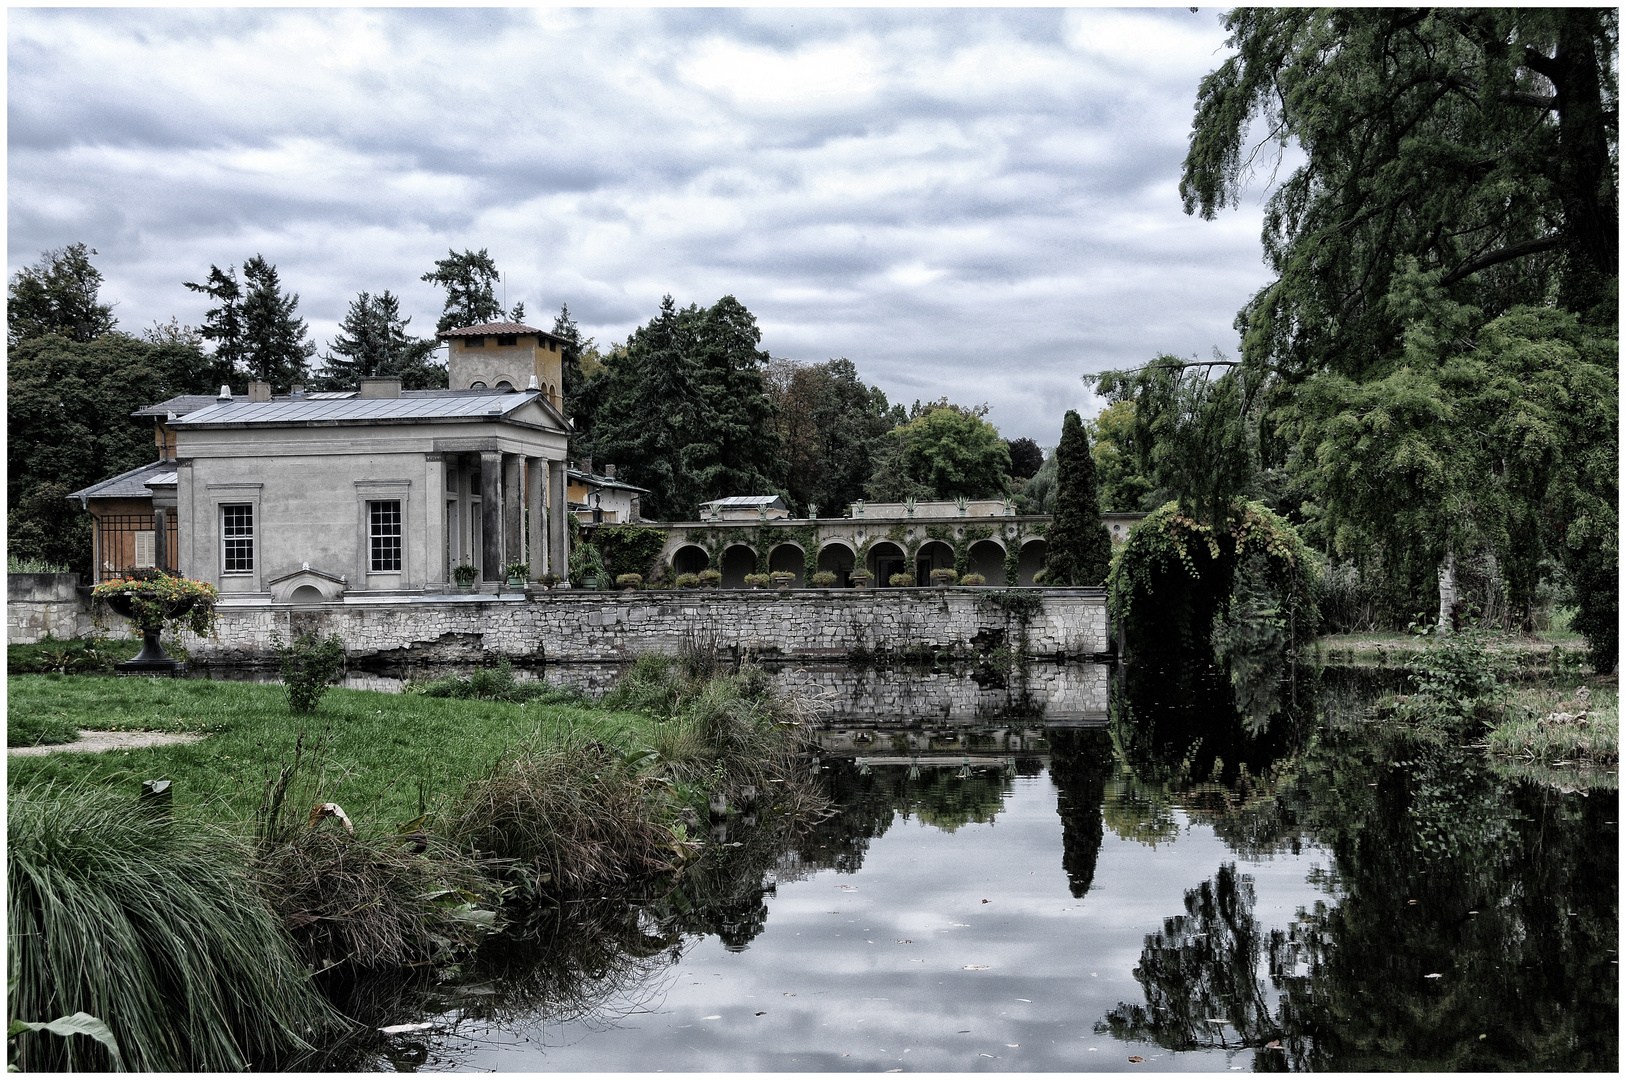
left=326, top=662, right=1616, bottom=1072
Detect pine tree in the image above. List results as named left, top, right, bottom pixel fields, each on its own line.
left=1043, top=410, right=1112, bottom=586
left=239, top=255, right=313, bottom=387
left=315, top=290, right=441, bottom=390
left=7, top=243, right=118, bottom=347
left=183, top=264, right=246, bottom=376
left=421, top=248, right=511, bottom=332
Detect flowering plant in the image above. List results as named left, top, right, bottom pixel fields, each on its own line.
left=92, top=571, right=219, bottom=637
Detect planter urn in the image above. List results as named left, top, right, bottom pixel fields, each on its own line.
left=102, top=591, right=193, bottom=676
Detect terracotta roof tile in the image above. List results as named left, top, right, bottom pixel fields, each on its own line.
left=438, top=322, right=559, bottom=339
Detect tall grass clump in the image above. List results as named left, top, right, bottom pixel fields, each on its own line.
left=7, top=783, right=345, bottom=1071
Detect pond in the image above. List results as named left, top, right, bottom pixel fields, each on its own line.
left=319, top=660, right=1616, bottom=1072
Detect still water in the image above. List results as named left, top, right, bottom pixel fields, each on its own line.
left=328, top=661, right=1615, bottom=1072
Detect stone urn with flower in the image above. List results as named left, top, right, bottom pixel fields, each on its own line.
left=92, top=571, right=219, bottom=675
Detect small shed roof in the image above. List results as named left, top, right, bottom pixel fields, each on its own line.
left=65, top=460, right=176, bottom=505
left=569, top=469, right=650, bottom=495
left=701, top=496, right=787, bottom=509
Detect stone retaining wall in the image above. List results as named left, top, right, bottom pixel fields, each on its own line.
left=182, top=587, right=1109, bottom=664
left=7, top=573, right=94, bottom=644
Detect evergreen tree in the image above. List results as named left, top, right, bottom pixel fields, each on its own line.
left=765, top=357, right=901, bottom=516
left=421, top=248, right=511, bottom=332
left=314, top=290, right=442, bottom=390
left=7, top=243, right=118, bottom=346
left=1006, top=437, right=1044, bottom=480
left=1043, top=410, right=1112, bottom=586
left=183, top=263, right=246, bottom=377
left=238, top=255, right=314, bottom=387
left=554, top=302, right=605, bottom=429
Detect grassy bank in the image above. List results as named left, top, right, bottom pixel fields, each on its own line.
left=1316, top=628, right=1594, bottom=676
left=1486, top=682, right=1618, bottom=767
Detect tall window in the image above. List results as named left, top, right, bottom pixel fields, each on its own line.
left=222, top=504, right=254, bottom=572
left=370, top=500, right=402, bottom=572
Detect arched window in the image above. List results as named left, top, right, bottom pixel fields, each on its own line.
left=469, top=380, right=488, bottom=390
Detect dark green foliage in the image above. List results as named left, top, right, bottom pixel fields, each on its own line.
left=766, top=357, right=903, bottom=516
left=553, top=302, right=601, bottom=428
left=869, top=400, right=1011, bottom=503
left=1043, top=410, right=1112, bottom=586
left=238, top=255, right=315, bottom=387
left=7, top=243, right=117, bottom=347
left=7, top=783, right=344, bottom=1070
left=587, top=524, right=670, bottom=580
left=421, top=248, right=511, bottom=332
left=587, top=295, right=786, bottom=520
left=407, top=660, right=586, bottom=706
left=313, top=290, right=443, bottom=390
left=1088, top=399, right=1155, bottom=512
left=7, top=332, right=222, bottom=574
left=183, top=263, right=247, bottom=375
left=273, top=632, right=346, bottom=714
left=1005, top=437, right=1044, bottom=480
left=8, top=705, right=80, bottom=748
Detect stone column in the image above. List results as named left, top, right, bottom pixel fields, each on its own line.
left=424, top=453, right=446, bottom=590
left=503, top=453, right=523, bottom=576
left=481, top=451, right=503, bottom=582
left=526, top=456, right=546, bottom=580
left=153, top=506, right=169, bottom=573
left=548, top=459, right=570, bottom=580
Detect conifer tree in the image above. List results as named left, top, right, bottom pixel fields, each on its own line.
left=315, top=290, right=441, bottom=390
left=7, top=243, right=118, bottom=346
left=1043, top=409, right=1112, bottom=586
left=239, top=255, right=314, bottom=387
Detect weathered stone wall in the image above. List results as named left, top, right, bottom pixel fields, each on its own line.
left=183, top=587, right=1110, bottom=664
left=7, top=573, right=95, bottom=644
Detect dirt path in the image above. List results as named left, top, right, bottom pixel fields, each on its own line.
left=8, top=730, right=205, bottom=757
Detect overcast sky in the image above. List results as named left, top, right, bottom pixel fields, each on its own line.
left=8, top=7, right=1282, bottom=444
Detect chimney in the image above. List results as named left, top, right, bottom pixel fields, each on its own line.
left=290, top=384, right=306, bottom=400
left=217, top=384, right=232, bottom=401
left=359, top=375, right=403, bottom=399
left=248, top=381, right=271, bottom=402
left=581, top=456, right=594, bottom=476
left=629, top=494, right=640, bottom=521
left=604, top=464, right=616, bottom=479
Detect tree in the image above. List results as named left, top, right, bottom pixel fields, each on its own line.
left=1183, top=9, right=1618, bottom=380
left=765, top=357, right=901, bottom=516
left=421, top=248, right=511, bottom=332
left=1043, top=410, right=1112, bottom=586
left=314, top=290, right=443, bottom=390
left=1088, top=400, right=1155, bottom=512
left=183, top=264, right=246, bottom=376
left=7, top=243, right=118, bottom=346
left=238, top=256, right=314, bottom=387
left=868, top=400, right=1010, bottom=502
left=1006, top=437, right=1044, bottom=480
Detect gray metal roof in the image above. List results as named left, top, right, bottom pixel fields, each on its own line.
left=144, top=472, right=179, bottom=487
left=65, top=460, right=176, bottom=503
left=569, top=469, right=650, bottom=494
left=134, top=387, right=511, bottom=419
left=702, top=495, right=787, bottom=508
left=171, top=390, right=541, bottom=427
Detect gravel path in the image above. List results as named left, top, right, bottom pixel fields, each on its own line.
left=9, top=730, right=205, bottom=757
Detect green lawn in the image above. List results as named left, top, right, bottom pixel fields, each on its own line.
left=7, top=675, right=659, bottom=833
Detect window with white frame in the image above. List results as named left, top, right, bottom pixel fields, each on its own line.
left=369, top=500, right=403, bottom=572
left=222, top=504, right=254, bottom=572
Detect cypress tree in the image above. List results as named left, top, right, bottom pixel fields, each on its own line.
left=1043, top=409, right=1112, bottom=586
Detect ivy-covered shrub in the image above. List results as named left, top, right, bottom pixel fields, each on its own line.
left=585, top=526, right=669, bottom=581
left=769, top=571, right=796, bottom=588
left=849, top=569, right=873, bottom=587
left=615, top=573, right=643, bottom=589
left=929, top=569, right=958, bottom=586
left=676, top=572, right=701, bottom=588
left=810, top=571, right=838, bottom=588
left=698, top=569, right=722, bottom=587
left=743, top=573, right=771, bottom=588
left=960, top=573, right=987, bottom=586
left=889, top=572, right=916, bottom=587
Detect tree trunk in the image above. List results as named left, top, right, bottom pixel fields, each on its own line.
left=1437, top=548, right=1458, bottom=634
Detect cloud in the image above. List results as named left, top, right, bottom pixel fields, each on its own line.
left=7, top=7, right=1274, bottom=443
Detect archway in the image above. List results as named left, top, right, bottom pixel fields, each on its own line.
left=290, top=584, right=325, bottom=605
left=768, top=543, right=805, bottom=586
left=720, top=544, right=757, bottom=589
left=816, top=541, right=855, bottom=587
left=967, top=538, right=1006, bottom=583
left=868, top=541, right=907, bottom=586
left=671, top=544, right=709, bottom=576
left=915, top=540, right=955, bottom=583
left=1018, top=538, right=1047, bottom=586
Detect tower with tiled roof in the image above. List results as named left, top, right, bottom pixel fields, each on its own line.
left=438, top=321, right=567, bottom=409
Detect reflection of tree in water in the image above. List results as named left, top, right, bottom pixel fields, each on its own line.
left=1047, top=728, right=1112, bottom=897
left=1099, top=710, right=1619, bottom=1070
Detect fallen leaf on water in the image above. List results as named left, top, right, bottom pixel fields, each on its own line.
left=1016, top=998, right=1032, bottom=1003
left=887, top=1069, right=902, bottom=1073
left=1128, top=1056, right=1145, bottom=1063
left=982, top=899, right=990, bottom=904
left=755, top=1012, right=766, bottom=1016
left=379, top=1022, right=434, bottom=1035
left=1265, top=1040, right=1282, bottom=1049
left=979, top=1053, right=994, bottom=1058
left=1205, top=1018, right=1228, bottom=1024
left=897, top=939, right=912, bottom=944
left=783, top=992, right=796, bottom=997
left=701, top=1015, right=721, bottom=1020
left=1006, top=1043, right=1019, bottom=1047
left=1407, top=899, right=1418, bottom=905
left=963, top=964, right=990, bottom=970
left=1425, top=973, right=1443, bottom=979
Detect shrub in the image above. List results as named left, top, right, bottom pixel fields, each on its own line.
left=769, top=571, right=796, bottom=588
left=960, top=573, right=987, bottom=586
left=505, top=560, right=530, bottom=580
left=889, top=572, right=916, bottom=587
left=676, top=572, right=702, bottom=588
left=930, top=568, right=959, bottom=586
left=9, top=635, right=137, bottom=676
left=453, top=562, right=479, bottom=585
left=810, top=571, right=838, bottom=588
left=743, top=573, right=771, bottom=588
left=616, top=573, right=643, bottom=589
left=272, top=632, right=346, bottom=714
left=698, top=569, right=722, bottom=587
left=8, top=783, right=345, bottom=1071
left=7, top=555, right=68, bottom=574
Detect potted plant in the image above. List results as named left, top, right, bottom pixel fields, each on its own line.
left=505, top=560, right=529, bottom=587
left=616, top=573, right=643, bottom=590
left=676, top=572, right=701, bottom=589
left=539, top=572, right=560, bottom=590
left=698, top=569, right=722, bottom=588
left=810, top=571, right=838, bottom=588
left=743, top=573, right=770, bottom=589
left=453, top=562, right=479, bottom=591
left=91, top=571, right=219, bottom=675
left=960, top=572, right=987, bottom=586
left=849, top=569, right=873, bottom=588
left=889, top=572, right=916, bottom=587
left=930, top=568, right=958, bottom=587
left=769, top=571, right=796, bottom=590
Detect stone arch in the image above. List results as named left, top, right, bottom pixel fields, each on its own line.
left=816, top=540, right=856, bottom=586
left=867, top=540, right=907, bottom=585
left=719, top=544, right=757, bottom=589
left=967, top=538, right=1006, bottom=582
left=915, top=539, right=955, bottom=582
left=1018, top=537, right=1047, bottom=586
left=768, top=543, right=805, bottom=586
left=670, top=544, right=709, bottom=576
left=290, top=584, right=325, bottom=605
